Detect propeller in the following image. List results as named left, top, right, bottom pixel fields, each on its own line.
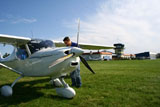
left=50, top=19, right=95, bottom=74
left=79, top=56, right=95, bottom=74
left=49, top=47, right=95, bottom=74
left=77, top=18, right=80, bottom=46
left=76, top=18, right=95, bottom=74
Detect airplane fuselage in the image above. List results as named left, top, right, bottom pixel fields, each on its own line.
left=1, top=47, right=80, bottom=78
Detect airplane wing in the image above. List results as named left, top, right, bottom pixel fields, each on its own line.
left=78, top=43, right=113, bottom=49
left=54, top=41, right=114, bottom=49
left=0, top=34, right=31, bottom=46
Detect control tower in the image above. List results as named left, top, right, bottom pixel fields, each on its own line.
left=114, top=43, right=125, bottom=58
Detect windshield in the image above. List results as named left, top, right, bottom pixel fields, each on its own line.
left=28, top=39, right=55, bottom=54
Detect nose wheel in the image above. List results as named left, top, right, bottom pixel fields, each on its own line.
left=55, top=77, right=76, bottom=98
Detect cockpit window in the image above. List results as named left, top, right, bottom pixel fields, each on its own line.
left=39, top=40, right=54, bottom=48
left=27, top=39, right=55, bottom=54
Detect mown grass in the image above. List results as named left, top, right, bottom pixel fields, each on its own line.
left=0, top=60, right=160, bottom=107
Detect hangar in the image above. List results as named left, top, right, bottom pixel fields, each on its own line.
left=82, top=51, right=112, bottom=61
left=135, top=52, right=157, bottom=60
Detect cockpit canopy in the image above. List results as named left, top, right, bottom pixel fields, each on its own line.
left=27, top=39, right=55, bottom=54
left=15, top=39, right=55, bottom=60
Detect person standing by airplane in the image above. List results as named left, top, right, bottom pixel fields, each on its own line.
left=63, top=36, right=82, bottom=88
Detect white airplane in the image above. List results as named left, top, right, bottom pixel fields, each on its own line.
left=0, top=28, right=113, bottom=99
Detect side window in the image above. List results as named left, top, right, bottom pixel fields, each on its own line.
left=39, top=40, right=55, bottom=48
left=27, top=39, right=55, bottom=54
left=28, top=43, right=40, bottom=54
left=16, top=45, right=28, bottom=60
left=27, top=39, right=42, bottom=54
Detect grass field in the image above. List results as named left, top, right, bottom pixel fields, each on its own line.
left=0, top=60, right=160, bottom=107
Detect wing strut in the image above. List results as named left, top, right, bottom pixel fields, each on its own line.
left=25, top=44, right=31, bottom=56
left=0, top=63, right=23, bottom=75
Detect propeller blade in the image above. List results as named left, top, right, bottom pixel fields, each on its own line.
left=77, top=18, right=80, bottom=46
left=49, top=54, right=73, bottom=68
left=79, top=56, right=95, bottom=74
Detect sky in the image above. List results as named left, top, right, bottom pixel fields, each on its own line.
left=0, top=0, right=160, bottom=55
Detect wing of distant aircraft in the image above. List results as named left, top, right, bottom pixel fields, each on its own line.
left=0, top=34, right=31, bottom=46
left=54, top=41, right=114, bottom=49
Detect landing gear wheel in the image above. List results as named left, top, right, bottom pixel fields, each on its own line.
left=1, top=76, right=23, bottom=97
left=55, top=77, right=76, bottom=98
left=1, top=85, right=13, bottom=97
left=56, top=87, right=76, bottom=98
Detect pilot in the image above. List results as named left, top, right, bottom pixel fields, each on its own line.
left=16, top=45, right=27, bottom=60
left=63, top=36, right=82, bottom=88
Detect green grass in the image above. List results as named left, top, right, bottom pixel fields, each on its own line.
left=0, top=60, right=160, bottom=107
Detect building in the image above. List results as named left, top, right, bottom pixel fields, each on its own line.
left=135, top=52, right=157, bottom=60
left=113, top=43, right=125, bottom=59
left=82, top=51, right=112, bottom=61
left=122, top=54, right=136, bottom=60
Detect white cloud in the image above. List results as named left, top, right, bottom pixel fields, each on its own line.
left=1, top=14, right=37, bottom=24
left=12, top=18, right=37, bottom=24
left=67, top=0, right=160, bottom=53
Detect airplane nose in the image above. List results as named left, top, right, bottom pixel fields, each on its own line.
left=71, top=47, right=84, bottom=56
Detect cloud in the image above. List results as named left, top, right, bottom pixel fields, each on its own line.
left=1, top=14, right=37, bottom=24
left=12, top=18, right=37, bottom=24
left=67, top=0, right=160, bottom=53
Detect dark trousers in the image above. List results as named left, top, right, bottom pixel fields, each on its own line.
left=70, top=64, right=81, bottom=87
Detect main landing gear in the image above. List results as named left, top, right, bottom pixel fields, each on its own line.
left=1, top=76, right=76, bottom=99
left=1, top=76, right=23, bottom=97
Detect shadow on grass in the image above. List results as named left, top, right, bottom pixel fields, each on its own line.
left=0, top=78, right=70, bottom=106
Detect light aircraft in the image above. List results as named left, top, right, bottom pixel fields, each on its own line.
left=0, top=23, right=113, bottom=98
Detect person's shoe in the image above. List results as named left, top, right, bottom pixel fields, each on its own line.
left=71, top=84, right=76, bottom=87
left=76, top=85, right=81, bottom=88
